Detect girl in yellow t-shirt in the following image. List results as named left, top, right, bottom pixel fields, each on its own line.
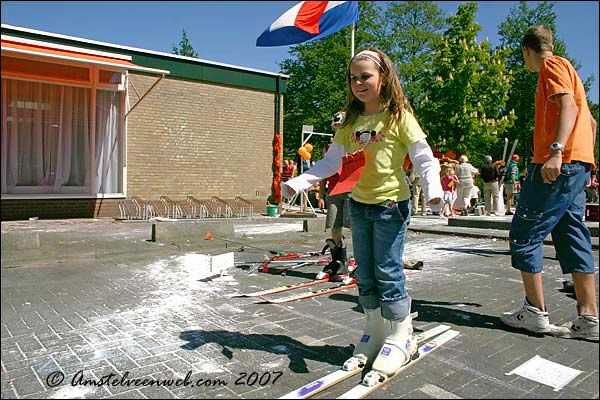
left=282, top=48, right=443, bottom=379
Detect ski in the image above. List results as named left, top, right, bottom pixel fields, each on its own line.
left=269, top=252, right=324, bottom=261
left=239, top=275, right=347, bottom=297
left=259, top=258, right=331, bottom=275
left=259, top=281, right=357, bottom=304
left=270, top=259, right=331, bottom=275
left=499, top=138, right=518, bottom=186
left=279, top=324, right=451, bottom=399
left=337, top=329, right=460, bottom=399
left=266, top=256, right=356, bottom=275
left=258, top=270, right=415, bottom=303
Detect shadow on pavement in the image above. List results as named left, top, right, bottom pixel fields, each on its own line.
left=412, top=299, right=547, bottom=338
left=435, top=247, right=511, bottom=258
left=179, top=330, right=353, bottom=373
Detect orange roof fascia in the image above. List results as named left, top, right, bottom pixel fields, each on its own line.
left=1, top=39, right=169, bottom=75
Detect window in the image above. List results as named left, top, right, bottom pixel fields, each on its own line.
left=1, top=61, right=124, bottom=196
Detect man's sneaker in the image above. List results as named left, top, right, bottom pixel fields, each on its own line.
left=552, top=315, right=599, bottom=342
left=500, top=302, right=551, bottom=333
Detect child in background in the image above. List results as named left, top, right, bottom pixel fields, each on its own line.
left=281, top=48, right=443, bottom=380
left=440, top=167, right=459, bottom=218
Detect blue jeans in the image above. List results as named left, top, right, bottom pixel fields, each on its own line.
left=349, top=198, right=411, bottom=321
left=509, top=162, right=594, bottom=274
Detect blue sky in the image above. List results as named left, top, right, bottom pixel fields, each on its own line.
left=2, top=1, right=598, bottom=102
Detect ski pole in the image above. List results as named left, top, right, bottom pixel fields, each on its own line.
left=215, top=237, right=284, bottom=255
left=501, top=137, right=509, bottom=164
left=499, top=139, right=518, bottom=186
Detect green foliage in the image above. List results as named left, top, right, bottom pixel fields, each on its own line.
left=497, top=1, right=597, bottom=163
left=383, top=1, right=447, bottom=108
left=278, top=1, right=597, bottom=168
left=172, top=29, right=198, bottom=58
left=280, top=1, right=385, bottom=160
left=497, top=2, right=558, bottom=161
left=418, top=2, right=516, bottom=166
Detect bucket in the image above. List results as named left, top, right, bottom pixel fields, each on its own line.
left=266, top=205, right=279, bottom=217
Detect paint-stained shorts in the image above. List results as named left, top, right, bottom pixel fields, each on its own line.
left=325, top=192, right=351, bottom=230
left=509, top=162, right=594, bottom=274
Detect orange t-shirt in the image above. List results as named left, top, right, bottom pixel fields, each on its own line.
left=533, top=55, right=595, bottom=168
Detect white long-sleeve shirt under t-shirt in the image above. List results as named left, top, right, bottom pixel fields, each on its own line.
left=282, top=110, right=443, bottom=209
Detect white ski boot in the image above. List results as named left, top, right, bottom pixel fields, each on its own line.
left=342, top=308, right=389, bottom=371
left=362, top=314, right=417, bottom=385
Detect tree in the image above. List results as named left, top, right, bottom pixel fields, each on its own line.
left=172, top=29, right=198, bottom=58
left=419, top=2, right=516, bottom=165
left=383, top=1, right=447, bottom=109
left=279, top=1, right=385, bottom=160
left=497, top=1, right=595, bottom=163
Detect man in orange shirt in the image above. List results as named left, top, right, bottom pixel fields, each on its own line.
left=500, top=25, right=598, bottom=341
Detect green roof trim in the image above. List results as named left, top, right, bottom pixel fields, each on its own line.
left=130, top=54, right=286, bottom=92
left=1, top=26, right=287, bottom=93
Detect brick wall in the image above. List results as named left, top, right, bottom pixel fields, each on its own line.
left=1, top=74, right=283, bottom=220
left=0, top=199, right=120, bottom=220
left=126, top=73, right=279, bottom=201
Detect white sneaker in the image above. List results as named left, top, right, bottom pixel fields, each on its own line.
left=500, top=302, right=551, bottom=333
left=553, top=315, right=599, bottom=342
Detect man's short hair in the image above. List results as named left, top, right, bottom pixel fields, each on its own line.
left=522, top=25, right=554, bottom=53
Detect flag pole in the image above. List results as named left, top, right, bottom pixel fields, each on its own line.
left=350, top=22, right=355, bottom=58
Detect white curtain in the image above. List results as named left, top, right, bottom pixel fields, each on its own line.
left=95, top=90, right=122, bottom=194
left=1, top=78, right=90, bottom=194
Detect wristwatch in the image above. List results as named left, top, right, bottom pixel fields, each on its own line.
left=549, top=142, right=565, bottom=152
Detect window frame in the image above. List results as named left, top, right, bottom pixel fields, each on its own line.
left=1, top=54, right=127, bottom=199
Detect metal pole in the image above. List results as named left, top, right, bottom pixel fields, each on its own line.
left=351, top=22, right=355, bottom=58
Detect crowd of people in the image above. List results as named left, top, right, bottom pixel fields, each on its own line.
left=280, top=25, right=596, bottom=382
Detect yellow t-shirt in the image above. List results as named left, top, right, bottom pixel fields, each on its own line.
left=334, top=109, right=426, bottom=204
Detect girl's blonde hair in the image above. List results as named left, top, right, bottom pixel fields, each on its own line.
left=340, top=48, right=413, bottom=131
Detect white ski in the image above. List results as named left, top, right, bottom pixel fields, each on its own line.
left=278, top=324, right=451, bottom=399
left=337, top=329, right=460, bottom=399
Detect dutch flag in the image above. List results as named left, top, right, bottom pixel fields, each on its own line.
left=256, top=1, right=359, bottom=47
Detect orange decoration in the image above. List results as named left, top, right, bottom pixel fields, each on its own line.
left=298, top=147, right=311, bottom=160
left=444, top=149, right=456, bottom=160
left=271, top=132, right=283, bottom=204
left=304, top=143, right=313, bottom=153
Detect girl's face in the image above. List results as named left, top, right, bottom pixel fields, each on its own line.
left=447, top=169, right=454, bottom=176
left=349, top=59, right=382, bottom=110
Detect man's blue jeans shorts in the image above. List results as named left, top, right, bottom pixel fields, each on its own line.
left=509, top=161, right=594, bottom=274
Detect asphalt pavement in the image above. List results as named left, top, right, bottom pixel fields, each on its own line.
left=1, top=212, right=598, bottom=399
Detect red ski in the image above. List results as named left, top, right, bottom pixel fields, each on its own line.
left=239, top=275, right=343, bottom=297
left=258, top=269, right=416, bottom=304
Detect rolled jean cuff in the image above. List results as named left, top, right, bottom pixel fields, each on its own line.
left=381, top=296, right=411, bottom=321
left=359, top=294, right=380, bottom=311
